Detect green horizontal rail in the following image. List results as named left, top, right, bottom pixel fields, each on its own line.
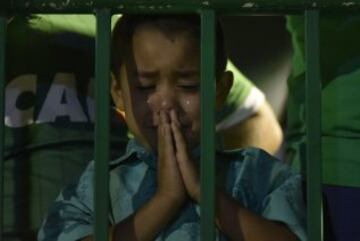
left=305, top=10, right=323, bottom=241
left=0, top=15, right=6, bottom=241
left=200, top=9, right=216, bottom=241
left=94, top=8, right=111, bottom=241
left=2, top=0, right=360, bottom=14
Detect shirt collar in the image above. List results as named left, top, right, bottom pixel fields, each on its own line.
left=110, top=139, right=157, bottom=169
left=111, top=139, right=202, bottom=169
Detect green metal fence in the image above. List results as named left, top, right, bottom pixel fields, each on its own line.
left=200, top=10, right=216, bottom=241
left=94, top=9, right=111, bottom=241
left=2, top=0, right=358, bottom=240
left=305, top=10, right=322, bottom=241
left=0, top=14, right=6, bottom=240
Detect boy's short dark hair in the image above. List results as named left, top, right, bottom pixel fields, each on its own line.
left=111, top=14, right=227, bottom=80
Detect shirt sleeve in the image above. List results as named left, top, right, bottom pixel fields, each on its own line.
left=257, top=150, right=307, bottom=241
left=225, top=148, right=307, bottom=241
left=261, top=172, right=307, bottom=241
left=37, top=162, right=96, bottom=241
left=216, top=61, right=265, bottom=130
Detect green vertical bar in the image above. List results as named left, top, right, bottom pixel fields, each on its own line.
left=95, top=9, right=111, bottom=241
left=305, top=10, right=323, bottom=241
left=0, top=15, right=6, bottom=240
left=200, top=9, right=216, bottom=241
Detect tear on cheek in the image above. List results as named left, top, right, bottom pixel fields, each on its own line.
left=184, top=98, right=197, bottom=107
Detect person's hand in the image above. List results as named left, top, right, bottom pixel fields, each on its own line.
left=156, top=110, right=186, bottom=206
left=170, top=110, right=201, bottom=203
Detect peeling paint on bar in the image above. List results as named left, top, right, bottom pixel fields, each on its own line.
left=125, top=4, right=178, bottom=10
left=4, top=0, right=360, bottom=13
left=49, top=3, right=60, bottom=9
left=343, top=2, right=355, bottom=6
left=202, top=1, right=210, bottom=6
left=242, top=2, right=255, bottom=8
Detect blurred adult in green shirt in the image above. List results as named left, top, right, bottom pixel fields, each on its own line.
left=286, top=14, right=360, bottom=241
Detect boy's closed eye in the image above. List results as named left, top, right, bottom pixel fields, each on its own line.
left=135, top=71, right=157, bottom=91
left=137, top=84, right=199, bottom=93
left=176, top=71, right=200, bottom=92
left=137, top=85, right=156, bottom=91
left=176, top=83, right=199, bottom=92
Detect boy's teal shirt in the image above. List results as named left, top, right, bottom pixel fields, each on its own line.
left=38, top=140, right=306, bottom=241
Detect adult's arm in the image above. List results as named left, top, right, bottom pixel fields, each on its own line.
left=219, top=101, right=283, bottom=153
left=216, top=61, right=283, bottom=154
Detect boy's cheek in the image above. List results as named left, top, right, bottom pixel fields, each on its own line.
left=181, top=100, right=200, bottom=135
left=181, top=96, right=200, bottom=113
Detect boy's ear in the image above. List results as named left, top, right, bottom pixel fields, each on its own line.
left=216, top=70, right=233, bottom=110
left=111, top=73, right=125, bottom=112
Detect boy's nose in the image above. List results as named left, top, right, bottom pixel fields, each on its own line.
left=148, top=92, right=178, bottom=111
left=147, top=92, right=178, bottom=125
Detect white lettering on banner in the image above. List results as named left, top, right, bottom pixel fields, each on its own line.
left=5, top=73, right=95, bottom=127
left=5, top=74, right=37, bottom=127
left=36, top=73, right=88, bottom=124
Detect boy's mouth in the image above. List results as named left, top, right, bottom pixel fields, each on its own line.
left=144, top=117, right=191, bottom=128
left=145, top=123, right=191, bottom=131
left=144, top=122, right=193, bottom=136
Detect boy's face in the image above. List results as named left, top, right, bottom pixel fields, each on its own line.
left=112, top=26, right=230, bottom=151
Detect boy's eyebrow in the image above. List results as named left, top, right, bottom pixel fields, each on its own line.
left=136, top=69, right=199, bottom=76
left=176, top=69, right=199, bottom=75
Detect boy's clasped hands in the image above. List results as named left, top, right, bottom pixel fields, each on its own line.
left=157, top=109, right=201, bottom=206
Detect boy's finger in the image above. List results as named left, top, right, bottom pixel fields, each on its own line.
left=159, top=111, right=170, bottom=139
left=158, top=111, right=169, bottom=154
left=169, top=110, right=186, bottom=155
left=160, top=110, right=170, bottom=124
left=170, top=109, right=181, bottom=126
left=171, top=120, right=200, bottom=201
left=158, top=112, right=164, bottom=148
left=161, top=111, right=175, bottom=158
left=171, top=121, right=189, bottom=161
